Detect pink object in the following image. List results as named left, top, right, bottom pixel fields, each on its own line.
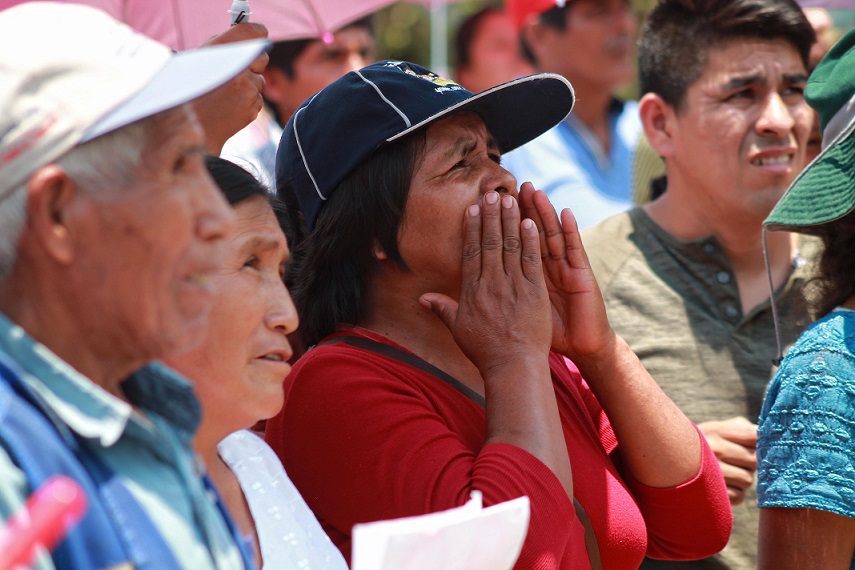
left=0, top=0, right=458, bottom=50
left=0, top=476, right=88, bottom=570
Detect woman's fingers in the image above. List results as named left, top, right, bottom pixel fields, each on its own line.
left=459, top=203, right=483, bottom=287
left=559, top=208, right=590, bottom=271
left=500, top=194, right=523, bottom=274
left=532, top=190, right=566, bottom=264
left=520, top=218, right=544, bottom=284
left=479, top=191, right=504, bottom=276
left=518, top=182, right=541, bottom=228
left=519, top=184, right=588, bottom=272
left=419, top=293, right=460, bottom=331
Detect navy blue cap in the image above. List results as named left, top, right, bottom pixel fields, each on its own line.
left=276, top=60, right=575, bottom=230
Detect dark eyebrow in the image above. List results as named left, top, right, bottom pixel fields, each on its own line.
left=438, top=131, right=501, bottom=164
left=783, top=72, right=809, bottom=85
left=240, top=234, right=283, bottom=256
left=439, top=136, right=476, bottom=164
left=487, top=134, right=500, bottom=154
left=724, top=75, right=764, bottom=91
left=724, top=72, right=808, bottom=92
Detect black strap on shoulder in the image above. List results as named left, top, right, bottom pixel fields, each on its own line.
left=318, top=335, right=486, bottom=409
left=573, top=498, right=603, bottom=570
left=318, top=333, right=601, bottom=569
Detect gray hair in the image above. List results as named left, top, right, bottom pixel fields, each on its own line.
left=0, top=118, right=151, bottom=280
left=56, top=117, right=151, bottom=196
left=0, top=184, right=28, bottom=280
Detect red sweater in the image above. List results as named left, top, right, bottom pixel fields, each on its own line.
left=266, top=328, right=731, bottom=569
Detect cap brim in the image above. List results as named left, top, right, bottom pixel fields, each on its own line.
left=82, top=39, right=270, bottom=142
left=387, top=73, right=575, bottom=155
left=764, top=112, right=855, bottom=233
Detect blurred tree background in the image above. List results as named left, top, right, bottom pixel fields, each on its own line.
left=371, top=0, right=852, bottom=99
left=371, top=0, right=662, bottom=98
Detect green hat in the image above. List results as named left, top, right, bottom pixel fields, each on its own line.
left=764, top=27, right=855, bottom=234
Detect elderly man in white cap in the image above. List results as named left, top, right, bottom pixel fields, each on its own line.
left=0, top=3, right=268, bottom=569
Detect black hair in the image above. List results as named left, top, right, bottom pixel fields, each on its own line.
left=204, top=155, right=287, bottom=228
left=278, top=132, right=426, bottom=347
left=266, top=17, right=374, bottom=80
left=265, top=18, right=375, bottom=126
left=267, top=39, right=315, bottom=80
left=808, top=211, right=855, bottom=318
left=639, top=0, right=814, bottom=111
left=520, top=5, right=569, bottom=65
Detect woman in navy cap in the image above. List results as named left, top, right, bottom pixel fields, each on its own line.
left=266, top=61, right=732, bottom=569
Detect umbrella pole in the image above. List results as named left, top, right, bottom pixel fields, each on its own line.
left=429, top=0, right=448, bottom=76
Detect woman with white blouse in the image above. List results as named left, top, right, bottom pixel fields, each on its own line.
left=164, top=156, right=347, bottom=569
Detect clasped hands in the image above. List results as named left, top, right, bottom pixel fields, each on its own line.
left=421, top=182, right=616, bottom=373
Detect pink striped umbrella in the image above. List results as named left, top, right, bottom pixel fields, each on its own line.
left=0, top=0, right=458, bottom=51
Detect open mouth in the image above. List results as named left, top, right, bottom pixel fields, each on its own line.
left=750, top=155, right=792, bottom=167
left=260, top=353, right=284, bottom=362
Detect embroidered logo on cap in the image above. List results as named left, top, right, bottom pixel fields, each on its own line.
left=385, top=60, right=464, bottom=94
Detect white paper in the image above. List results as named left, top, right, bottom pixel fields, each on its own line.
left=351, top=491, right=530, bottom=570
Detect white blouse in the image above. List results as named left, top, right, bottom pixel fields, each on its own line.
left=218, top=430, right=348, bottom=570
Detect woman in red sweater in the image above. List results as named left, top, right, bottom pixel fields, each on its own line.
left=266, top=60, right=731, bottom=569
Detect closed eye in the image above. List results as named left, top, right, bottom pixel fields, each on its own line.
left=728, top=88, right=754, bottom=101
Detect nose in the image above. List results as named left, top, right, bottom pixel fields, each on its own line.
left=482, top=159, right=519, bottom=199
left=756, top=92, right=795, bottom=138
left=265, top=281, right=299, bottom=336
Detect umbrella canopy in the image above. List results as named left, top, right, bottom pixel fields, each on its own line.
left=0, top=0, right=459, bottom=73
left=0, top=0, right=223, bottom=49
left=253, top=0, right=392, bottom=43
left=0, top=0, right=453, bottom=50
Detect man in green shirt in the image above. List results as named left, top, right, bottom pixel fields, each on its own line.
left=582, top=0, right=817, bottom=568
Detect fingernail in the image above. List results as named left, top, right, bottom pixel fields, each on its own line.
left=522, top=218, right=534, bottom=229
left=502, top=195, right=513, bottom=209
left=468, top=204, right=480, bottom=217
left=485, top=192, right=498, bottom=205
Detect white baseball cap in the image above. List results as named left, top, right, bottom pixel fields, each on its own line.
left=0, top=2, right=269, bottom=200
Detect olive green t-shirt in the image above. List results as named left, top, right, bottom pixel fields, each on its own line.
left=582, top=207, right=818, bottom=570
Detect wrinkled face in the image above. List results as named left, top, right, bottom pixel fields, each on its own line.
left=68, top=105, right=234, bottom=362
left=458, top=11, right=533, bottom=93
left=280, top=26, right=376, bottom=115
left=165, top=196, right=297, bottom=431
left=396, top=112, right=517, bottom=299
left=543, top=0, right=636, bottom=89
left=666, top=38, right=812, bottom=220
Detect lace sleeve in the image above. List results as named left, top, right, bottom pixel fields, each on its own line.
left=757, top=314, right=855, bottom=520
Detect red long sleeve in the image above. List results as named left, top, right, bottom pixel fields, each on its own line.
left=266, top=331, right=731, bottom=568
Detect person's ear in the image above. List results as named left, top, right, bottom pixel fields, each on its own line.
left=372, top=238, right=388, bottom=261
left=24, top=165, right=78, bottom=265
left=520, top=17, right=546, bottom=64
left=639, top=92, right=678, bottom=158
left=262, top=66, right=289, bottom=104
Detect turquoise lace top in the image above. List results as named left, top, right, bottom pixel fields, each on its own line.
left=757, top=308, right=855, bottom=567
